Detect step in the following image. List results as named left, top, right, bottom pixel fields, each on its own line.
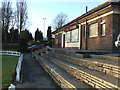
left=52, top=48, right=119, bottom=61
left=53, top=48, right=112, bottom=54
left=42, top=54, right=120, bottom=89
left=48, top=51, right=119, bottom=66
left=47, top=51, right=120, bottom=79
left=34, top=53, right=92, bottom=89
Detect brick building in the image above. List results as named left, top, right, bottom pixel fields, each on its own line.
left=52, top=1, right=120, bottom=52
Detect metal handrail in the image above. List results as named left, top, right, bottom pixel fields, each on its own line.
left=16, top=54, right=23, bottom=82
left=0, top=51, right=21, bottom=56
left=1, top=51, right=23, bottom=89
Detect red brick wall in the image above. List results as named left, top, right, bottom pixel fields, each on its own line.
left=54, top=33, right=62, bottom=48
left=112, top=13, right=120, bottom=52
left=58, top=33, right=62, bottom=48
left=81, top=25, right=86, bottom=50
left=54, top=14, right=120, bottom=52
left=81, top=14, right=113, bottom=51
left=54, top=34, right=58, bottom=48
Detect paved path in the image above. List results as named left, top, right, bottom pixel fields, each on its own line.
left=16, top=53, right=61, bottom=89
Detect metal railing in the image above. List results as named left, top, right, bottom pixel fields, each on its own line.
left=0, top=51, right=23, bottom=89
left=16, top=54, right=23, bottom=82
left=0, top=51, right=21, bottom=56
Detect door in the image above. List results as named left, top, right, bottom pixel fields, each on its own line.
left=63, top=34, right=65, bottom=48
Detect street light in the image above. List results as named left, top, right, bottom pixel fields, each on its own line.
left=43, top=18, right=46, bottom=39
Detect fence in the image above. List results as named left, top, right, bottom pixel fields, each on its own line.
left=1, top=51, right=23, bottom=89
left=8, top=54, right=23, bottom=90
left=16, top=54, right=23, bottom=82
left=0, top=51, right=21, bottom=56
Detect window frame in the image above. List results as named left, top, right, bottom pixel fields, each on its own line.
left=89, top=23, right=98, bottom=38
left=71, top=29, right=79, bottom=42
left=65, top=31, right=71, bottom=42
left=100, top=20, right=106, bottom=36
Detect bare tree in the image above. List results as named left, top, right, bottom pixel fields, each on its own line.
left=0, top=8, right=2, bottom=45
left=16, top=0, right=28, bottom=33
left=1, top=0, right=13, bottom=44
left=52, top=12, right=68, bottom=30
left=10, top=9, right=17, bottom=28
left=0, top=7, right=1, bottom=21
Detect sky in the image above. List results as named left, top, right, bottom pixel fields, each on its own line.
left=26, top=0, right=109, bottom=38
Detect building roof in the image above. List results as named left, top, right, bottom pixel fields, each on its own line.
left=52, top=1, right=120, bottom=34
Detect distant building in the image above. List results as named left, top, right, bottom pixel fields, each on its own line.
left=52, top=1, right=120, bottom=52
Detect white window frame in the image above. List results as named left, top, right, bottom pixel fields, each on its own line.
left=71, top=29, right=79, bottom=42
left=65, top=31, right=71, bottom=42
left=89, top=23, right=98, bottom=38
left=100, top=20, right=106, bottom=36
left=84, top=26, right=86, bottom=38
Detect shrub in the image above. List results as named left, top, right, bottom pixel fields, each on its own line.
left=19, top=38, right=28, bottom=53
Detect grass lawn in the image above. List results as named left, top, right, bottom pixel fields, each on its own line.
left=2, top=55, right=18, bottom=89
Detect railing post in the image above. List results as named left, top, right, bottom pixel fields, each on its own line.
left=16, top=54, right=23, bottom=82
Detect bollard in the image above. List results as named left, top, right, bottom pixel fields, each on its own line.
left=115, top=34, right=120, bottom=55
left=8, top=84, right=15, bottom=90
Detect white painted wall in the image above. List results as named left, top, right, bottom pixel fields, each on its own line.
left=65, top=42, right=79, bottom=48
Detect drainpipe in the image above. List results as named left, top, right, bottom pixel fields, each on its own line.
left=85, top=21, right=88, bottom=50
left=79, top=24, right=82, bottom=49
left=85, top=6, right=88, bottom=50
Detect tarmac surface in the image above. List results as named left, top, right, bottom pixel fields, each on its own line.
left=16, top=53, right=61, bottom=90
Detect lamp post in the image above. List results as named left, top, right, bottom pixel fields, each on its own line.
left=43, top=18, right=46, bottom=40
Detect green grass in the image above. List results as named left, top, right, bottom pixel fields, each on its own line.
left=2, top=55, right=18, bottom=89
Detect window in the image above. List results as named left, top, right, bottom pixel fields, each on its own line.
left=101, top=23, right=105, bottom=36
left=65, top=29, right=79, bottom=42
left=89, top=23, right=98, bottom=37
left=65, top=31, right=71, bottom=42
left=101, top=20, right=106, bottom=36
left=71, top=29, right=78, bottom=42
left=83, top=26, right=86, bottom=38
